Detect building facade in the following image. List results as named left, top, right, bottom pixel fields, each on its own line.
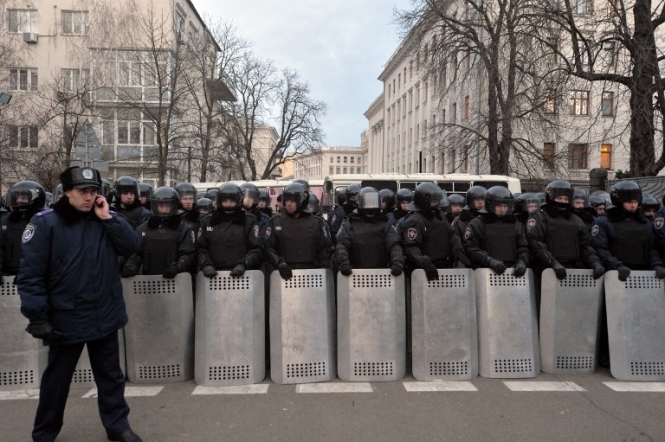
left=293, top=145, right=368, bottom=182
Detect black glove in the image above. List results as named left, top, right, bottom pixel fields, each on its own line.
left=552, top=262, right=567, bottom=280
left=488, top=258, right=506, bottom=274
left=456, top=250, right=472, bottom=268
left=390, top=264, right=403, bottom=276
left=120, top=266, right=138, bottom=278
left=230, top=263, right=246, bottom=277
left=162, top=262, right=180, bottom=279
left=278, top=263, right=293, bottom=280
left=655, top=266, right=665, bottom=279
left=592, top=263, right=606, bottom=280
left=513, top=261, right=527, bottom=277
left=202, top=265, right=218, bottom=278
left=339, top=264, right=352, bottom=276
left=617, top=265, right=631, bottom=281
left=26, top=320, right=67, bottom=342
left=424, top=263, right=439, bottom=281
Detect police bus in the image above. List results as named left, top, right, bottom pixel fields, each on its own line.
left=321, top=173, right=521, bottom=212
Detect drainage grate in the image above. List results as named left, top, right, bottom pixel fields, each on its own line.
left=556, top=356, right=594, bottom=370
left=353, top=362, right=393, bottom=377
left=489, top=274, right=526, bottom=287
left=352, top=274, right=392, bottom=288
left=209, top=276, right=250, bottom=291
left=138, top=364, right=181, bottom=380
left=429, top=361, right=468, bottom=376
left=133, top=280, right=177, bottom=295
left=286, top=362, right=326, bottom=378
left=0, top=370, right=35, bottom=386
left=428, top=274, right=467, bottom=288
left=625, top=276, right=662, bottom=290
left=208, top=365, right=250, bottom=381
left=284, top=274, right=323, bottom=289
left=493, top=359, right=533, bottom=374
left=559, top=275, right=596, bottom=288
left=630, top=361, right=665, bottom=376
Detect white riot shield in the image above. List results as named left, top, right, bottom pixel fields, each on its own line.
left=270, top=269, right=336, bottom=384
left=411, top=269, right=478, bottom=381
left=337, top=270, right=406, bottom=382
left=195, top=271, right=265, bottom=386
left=476, top=268, right=540, bottom=378
left=605, top=270, right=665, bottom=381
left=540, top=269, right=603, bottom=374
left=123, top=274, right=194, bottom=383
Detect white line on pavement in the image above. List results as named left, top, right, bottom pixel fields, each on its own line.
left=296, top=383, right=373, bottom=393
left=0, top=389, right=40, bottom=400
left=192, top=384, right=270, bottom=395
left=403, top=382, right=478, bottom=392
left=504, top=381, right=586, bottom=392
left=604, top=382, right=665, bottom=392
left=82, top=386, right=164, bottom=398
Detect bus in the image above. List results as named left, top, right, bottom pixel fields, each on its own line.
left=321, top=173, right=521, bottom=212
left=192, top=179, right=324, bottom=209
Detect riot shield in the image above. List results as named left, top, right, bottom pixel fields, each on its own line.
left=123, top=273, right=194, bottom=383
left=195, top=270, right=265, bottom=386
left=411, top=269, right=478, bottom=381
left=337, top=269, right=406, bottom=382
left=605, top=270, right=665, bottom=381
left=540, top=269, right=603, bottom=374
left=270, top=269, right=336, bottom=384
left=475, top=268, right=540, bottom=378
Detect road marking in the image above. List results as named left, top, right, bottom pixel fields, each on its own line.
left=403, top=382, right=478, bottom=392
left=82, top=386, right=164, bottom=398
left=296, top=383, right=373, bottom=393
left=192, top=385, right=269, bottom=395
left=604, top=382, right=665, bottom=392
left=0, top=389, right=40, bottom=400
left=504, top=381, right=586, bottom=392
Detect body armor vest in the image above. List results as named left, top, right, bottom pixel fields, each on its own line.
left=275, top=215, right=318, bottom=268
left=142, top=225, right=179, bottom=274
left=422, top=216, right=451, bottom=268
left=348, top=220, right=388, bottom=269
left=610, top=218, right=649, bottom=268
left=484, top=221, right=517, bottom=264
left=544, top=213, right=581, bottom=265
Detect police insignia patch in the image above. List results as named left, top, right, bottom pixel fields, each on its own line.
left=591, top=225, right=599, bottom=237
left=407, top=228, right=417, bottom=241
left=527, top=218, right=536, bottom=230
left=253, top=225, right=259, bottom=238
left=22, top=224, right=35, bottom=243
left=265, top=227, right=271, bottom=239
left=82, top=168, right=94, bottom=179
left=655, top=217, right=664, bottom=230
left=464, top=228, right=472, bottom=240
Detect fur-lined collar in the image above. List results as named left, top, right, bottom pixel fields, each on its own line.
left=53, top=196, right=97, bottom=224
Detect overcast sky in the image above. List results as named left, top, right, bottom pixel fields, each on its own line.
left=191, top=0, right=413, bottom=147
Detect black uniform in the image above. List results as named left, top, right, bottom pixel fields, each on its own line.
left=464, top=211, right=529, bottom=269
left=0, top=209, right=39, bottom=275
left=114, top=201, right=151, bottom=230
left=327, top=203, right=355, bottom=246
left=196, top=210, right=263, bottom=271
left=572, top=207, right=596, bottom=232
left=452, top=207, right=480, bottom=240
left=265, top=211, right=331, bottom=270
left=335, top=211, right=404, bottom=271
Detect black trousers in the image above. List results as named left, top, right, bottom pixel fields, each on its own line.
left=32, top=330, right=131, bottom=442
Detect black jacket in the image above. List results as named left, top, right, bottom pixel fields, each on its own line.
left=335, top=211, right=404, bottom=269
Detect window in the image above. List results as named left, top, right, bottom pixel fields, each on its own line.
left=601, top=42, right=615, bottom=70
left=344, top=156, right=347, bottom=163
left=7, top=125, right=38, bottom=149
left=464, top=96, right=470, bottom=120
left=424, top=82, right=428, bottom=103
left=569, top=90, right=589, bottom=115
left=7, top=9, right=37, bottom=33
left=357, top=157, right=361, bottom=164
left=543, top=143, right=556, bottom=169
left=602, top=91, right=614, bottom=116
left=403, top=95, right=407, bottom=117
left=404, top=67, right=407, bottom=84
left=175, top=6, right=185, bottom=36
left=576, top=0, right=592, bottom=14
left=452, top=103, right=457, bottom=122
left=9, top=68, right=38, bottom=91
left=568, top=143, right=588, bottom=169
left=61, top=69, right=90, bottom=92
left=398, top=74, right=401, bottom=89
left=543, top=90, right=557, bottom=114
left=337, top=156, right=340, bottom=163
left=343, top=167, right=348, bottom=174
left=350, top=157, right=354, bottom=163
left=117, top=108, right=142, bottom=145
left=62, top=11, right=88, bottom=34
left=336, top=166, right=341, bottom=174
left=600, top=144, right=612, bottom=169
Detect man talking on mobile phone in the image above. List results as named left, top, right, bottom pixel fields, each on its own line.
left=16, top=166, right=142, bottom=442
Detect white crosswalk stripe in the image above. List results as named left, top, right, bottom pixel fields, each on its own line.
left=296, top=383, right=373, bottom=393
left=82, top=386, right=164, bottom=398
left=503, top=381, right=586, bottom=392
left=403, top=381, right=478, bottom=392
left=0, top=389, right=40, bottom=400
left=192, top=384, right=270, bottom=395
left=603, top=382, right=665, bottom=392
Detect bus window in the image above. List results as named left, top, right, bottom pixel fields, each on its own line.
left=399, top=182, right=417, bottom=190
left=474, top=181, right=508, bottom=189
left=362, top=180, right=398, bottom=192
left=453, top=182, right=471, bottom=192
left=438, top=182, right=454, bottom=192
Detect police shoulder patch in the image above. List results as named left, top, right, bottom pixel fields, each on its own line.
left=265, top=227, right=271, bottom=239
left=22, top=224, right=36, bottom=243
left=253, top=224, right=259, bottom=238
left=407, top=227, right=418, bottom=241
left=527, top=218, right=536, bottom=230
left=591, top=225, right=599, bottom=237
left=654, top=217, right=664, bottom=230
left=464, top=227, right=472, bottom=240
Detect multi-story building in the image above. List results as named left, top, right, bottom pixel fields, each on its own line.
left=0, top=0, right=235, bottom=191
left=293, top=145, right=367, bottom=182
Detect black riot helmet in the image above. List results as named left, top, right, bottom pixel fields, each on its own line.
left=293, top=179, right=310, bottom=190
left=150, top=186, right=179, bottom=218
left=590, top=195, right=607, bottom=212
left=642, top=194, right=660, bottom=212
left=379, top=188, right=395, bottom=211
left=114, top=176, right=139, bottom=198
left=395, top=188, right=413, bottom=204
left=240, top=182, right=260, bottom=208
left=196, top=198, right=213, bottom=215
left=336, top=190, right=346, bottom=206
left=572, top=188, right=590, bottom=208
left=345, top=183, right=362, bottom=206
left=308, top=193, right=321, bottom=215
left=258, top=189, right=270, bottom=205
left=485, top=186, right=515, bottom=216
left=282, top=182, right=310, bottom=212
left=545, top=180, right=574, bottom=208
left=413, top=182, right=445, bottom=212
left=175, top=182, right=197, bottom=199
left=465, top=186, right=487, bottom=210
left=139, top=183, right=153, bottom=198
left=610, top=181, right=642, bottom=206
left=448, top=193, right=466, bottom=207
left=204, top=188, right=218, bottom=206
left=8, top=181, right=46, bottom=211
left=45, top=192, right=53, bottom=208
left=217, top=183, right=243, bottom=212
left=53, top=184, right=64, bottom=203
left=358, top=187, right=381, bottom=217
left=516, top=193, right=540, bottom=214
left=100, top=179, right=113, bottom=202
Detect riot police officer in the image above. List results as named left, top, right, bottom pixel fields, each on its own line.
left=0, top=181, right=46, bottom=277
left=258, top=189, right=273, bottom=217
left=307, top=193, right=324, bottom=217
left=264, top=182, right=330, bottom=278
left=446, top=193, right=465, bottom=223
left=572, top=188, right=595, bottom=231
left=590, top=191, right=610, bottom=217
left=335, top=187, right=404, bottom=276
left=100, top=179, right=113, bottom=204
left=175, top=182, right=201, bottom=231
left=196, top=198, right=213, bottom=217
left=328, top=183, right=361, bottom=245
left=526, top=181, right=605, bottom=281
left=452, top=185, right=486, bottom=240
left=138, top=183, right=153, bottom=209
left=379, top=188, right=397, bottom=224
left=240, top=182, right=271, bottom=230
left=204, top=188, right=218, bottom=209
left=120, top=187, right=195, bottom=279
left=464, top=186, right=528, bottom=276
left=642, top=194, right=660, bottom=221
left=515, top=192, right=540, bottom=225
left=393, top=188, right=412, bottom=222
left=197, top=183, right=262, bottom=277
left=401, top=182, right=471, bottom=280
left=112, top=176, right=150, bottom=230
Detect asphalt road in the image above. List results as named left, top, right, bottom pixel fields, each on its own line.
left=2, top=368, right=664, bottom=442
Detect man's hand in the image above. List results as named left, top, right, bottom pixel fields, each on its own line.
left=93, top=196, right=112, bottom=220
left=278, top=263, right=293, bottom=280
left=390, top=264, right=403, bottom=276
left=488, top=258, right=507, bottom=275
left=617, top=265, right=631, bottom=281
left=26, top=320, right=67, bottom=342
left=513, top=261, right=527, bottom=277
left=120, top=265, right=138, bottom=278
left=162, top=262, right=180, bottom=279
left=424, top=263, right=439, bottom=281
left=202, top=265, right=217, bottom=278
left=339, top=264, right=352, bottom=276
left=230, top=263, right=246, bottom=277
left=592, top=263, right=606, bottom=280
left=552, top=262, right=567, bottom=280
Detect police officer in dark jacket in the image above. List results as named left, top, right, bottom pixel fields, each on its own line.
left=452, top=185, right=486, bottom=239
left=328, top=183, right=361, bottom=245
left=379, top=188, right=397, bottom=225
left=641, top=194, right=660, bottom=221
left=196, top=198, right=214, bottom=217
left=527, top=181, right=605, bottom=280
left=464, top=186, right=528, bottom=276
left=175, top=182, right=201, bottom=231
left=197, top=183, right=263, bottom=278
left=137, top=183, right=152, bottom=209
left=241, top=182, right=271, bottom=231
left=121, top=187, right=195, bottom=278
left=335, top=187, right=404, bottom=276
left=446, top=193, right=465, bottom=224
left=264, top=182, right=331, bottom=278
left=402, top=182, right=471, bottom=280
left=258, top=189, right=273, bottom=217
left=112, top=176, right=150, bottom=230
left=571, top=188, right=596, bottom=231
left=393, top=188, right=412, bottom=224
left=17, top=166, right=142, bottom=442
left=0, top=181, right=46, bottom=278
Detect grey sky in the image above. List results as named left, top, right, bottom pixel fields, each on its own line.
left=191, top=0, right=412, bottom=147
